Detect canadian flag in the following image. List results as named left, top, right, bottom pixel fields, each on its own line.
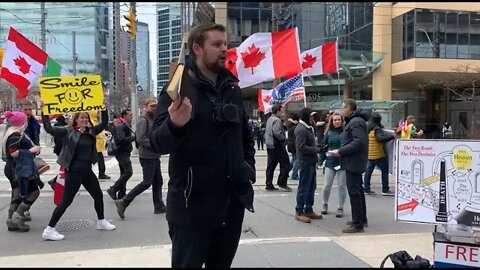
left=301, top=42, right=338, bottom=76
left=226, top=28, right=302, bottom=89
left=257, top=89, right=274, bottom=113
left=0, top=27, right=48, bottom=99
left=54, top=165, right=65, bottom=205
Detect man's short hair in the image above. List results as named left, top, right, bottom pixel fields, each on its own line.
left=188, top=23, right=226, bottom=60
left=144, top=97, right=157, bottom=106
left=120, top=109, right=131, bottom=118
left=19, top=99, right=32, bottom=107
left=271, top=104, right=282, bottom=114
left=343, top=98, right=357, bottom=111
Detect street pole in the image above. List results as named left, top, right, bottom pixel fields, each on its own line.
left=130, top=2, right=138, bottom=131
left=113, top=2, right=121, bottom=114
left=72, top=31, right=76, bottom=75
left=40, top=2, right=46, bottom=76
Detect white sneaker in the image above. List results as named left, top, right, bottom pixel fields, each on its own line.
left=42, top=226, right=65, bottom=241
left=97, top=219, right=116, bottom=231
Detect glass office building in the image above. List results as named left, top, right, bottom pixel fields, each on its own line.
left=157, top=4, right=181, bottom=95
left=0, top=2, right=108, bottom=78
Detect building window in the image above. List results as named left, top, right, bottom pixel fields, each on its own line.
left=393, top=9, right=480, bottom=61
left=159, top=36, right=169, bottom=44
left=159, top=29, right=169, bottom=36
left=159, top=44, right=170, bottom=51
left=172, top=27, right=181, bottom=34
left=159, top=21, right=169, bottom=29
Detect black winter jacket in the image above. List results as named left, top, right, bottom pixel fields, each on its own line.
left=42, top=110, right=108, bottom=170
left=150, top=63, right=256, bottom=227
left=294, top=121, right=319, bottom=165
left=114, top=121, right=135, bottom=155
left=367, top=121, right=395, bottom=143
left=338, top=109, right=369, bottom=174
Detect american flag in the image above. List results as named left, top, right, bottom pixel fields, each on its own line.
left=270, top=73, right=306, bottom=105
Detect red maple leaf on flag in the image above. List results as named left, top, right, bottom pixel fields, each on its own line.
left=241, top=44, right=266, bottom=74
left=263, top=95, right=271, bottom=104
left=13, top=56, right=32, bottom=74
left=302, top=53, right=317, bottom=74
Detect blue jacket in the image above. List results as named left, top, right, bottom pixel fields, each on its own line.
left=15, top=149, right=38, bottom=197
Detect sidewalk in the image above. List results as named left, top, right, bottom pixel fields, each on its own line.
left=0, top=233, right=433, bottom=267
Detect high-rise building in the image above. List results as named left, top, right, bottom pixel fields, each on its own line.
left=157, top=3, right=181, bottom=96
left=373, top=3, right=480, bottom=138
left=0, top=2, right=109, bottom=79
left=136, top=21, right=151, bottom=98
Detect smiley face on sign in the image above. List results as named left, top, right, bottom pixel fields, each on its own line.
left=64, top=88, right=83, bottom=104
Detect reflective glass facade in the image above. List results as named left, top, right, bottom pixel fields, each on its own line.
left=0, top=2, right=108, bottom=77
left=392, top=9, right=480, bottom=62
left=157, top=4, right=181, bottom=94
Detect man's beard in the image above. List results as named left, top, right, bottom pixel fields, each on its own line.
left=203, top=55, right=222, bottom=73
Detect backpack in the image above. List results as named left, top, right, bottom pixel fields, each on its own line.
left=106, top=124, right=118, bottom=156
left=380, top=250, right=432, bottom=268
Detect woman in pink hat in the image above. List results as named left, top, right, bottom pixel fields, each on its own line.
left=2, top=110, right=43, bottom=232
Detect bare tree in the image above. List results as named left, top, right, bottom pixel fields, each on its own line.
left=422, top=64, right=480, bottom=139
left=108, top=86, right=130, bottom=118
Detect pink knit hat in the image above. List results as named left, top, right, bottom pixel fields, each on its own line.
left=4, top=111, right=27, bottom=127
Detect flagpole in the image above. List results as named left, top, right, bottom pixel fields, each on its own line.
left=301, top=74, right=307, bottom=108
left=336, top=37, right=341, bottom=101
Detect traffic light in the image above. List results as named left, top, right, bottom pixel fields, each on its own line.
left=124, top=9, right=136, bottom=39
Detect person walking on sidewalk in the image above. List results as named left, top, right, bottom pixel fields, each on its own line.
left=265, top=104, right=292, bottom=191
left=286, top=112, right=300, bottom=180
left=87, top=110, right=111, bottom=181
left=19, top=99, right=41, bottom=146
left=294, top=107, right=323, bottom=223
left=47, top=114, right=68, bottom=189
left=363, top=112, right=396, bottom=196
left=150, top=23, right=255, bottom=268
left=107, top=109, right=135, bottom=201
left=331, top=98, right=369, bottom=233
left=319, top=112, right=347, bottom=218
left=40, top=106, right=115, bottom=241
left=2, top=111, right=43, bottom=232
left=115, top=98, right=166, bottom=218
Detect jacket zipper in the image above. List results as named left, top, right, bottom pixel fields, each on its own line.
left=184, top=166, right=193, bottom=208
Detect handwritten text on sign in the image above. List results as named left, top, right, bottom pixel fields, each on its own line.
left=39, top=75, right=105, bottom=115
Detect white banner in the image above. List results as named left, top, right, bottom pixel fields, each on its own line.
left=395, top=139, right=480, bottom=226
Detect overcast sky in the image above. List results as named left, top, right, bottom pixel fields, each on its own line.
left=136, top=2, right=158, bottom=93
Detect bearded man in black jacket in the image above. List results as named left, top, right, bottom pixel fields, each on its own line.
left=149, top=23, right=256, bottom=268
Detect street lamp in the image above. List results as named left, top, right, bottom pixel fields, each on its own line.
left=416, top=28, right=435, bottom=57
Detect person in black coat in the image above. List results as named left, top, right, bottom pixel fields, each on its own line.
left=149, top=23, right=255, bottom=268
left=48, top=114, right=68, bottom=190
left=331, top=98, right=369, bottom=233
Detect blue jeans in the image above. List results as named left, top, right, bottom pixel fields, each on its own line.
left=295, top=161, right=317, bottom=215
left=363, top=157, right=389, bottom=192
left=323, top=167, right=347, bottom=209
left=290, top=153, right=299, bottom=179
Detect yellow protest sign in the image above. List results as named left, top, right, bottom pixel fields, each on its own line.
left=39, top=75, right=105, bottom=115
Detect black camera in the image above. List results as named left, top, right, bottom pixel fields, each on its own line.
left=213, top=103, right=240, bottom=125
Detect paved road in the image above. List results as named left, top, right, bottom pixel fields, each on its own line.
left=0, top=127, right=436, bottom=267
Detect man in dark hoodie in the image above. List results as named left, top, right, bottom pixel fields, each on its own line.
left=331, top=98, right=369, bottom=233
left=294, top=107, right=323, bottom=223
left=114, top=97, right=166, bottom=218
left=149, top=23, right=255, bottom=268
left=363, top=112, right=396, bottom=196
left=107, top=109, right=135, bottom=201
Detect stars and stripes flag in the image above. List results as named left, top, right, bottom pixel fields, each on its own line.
left=257, top=73, right=306, bottom=113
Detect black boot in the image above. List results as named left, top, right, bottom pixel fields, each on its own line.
left=154, top=201, right=167, bottom=214
left=107, top=187, right=117, bottom=200
left=115, top=199, right=128, bottom=219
